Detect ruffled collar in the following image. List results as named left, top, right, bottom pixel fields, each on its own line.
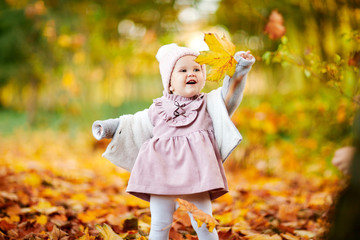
left=163, top=91, right=200, bottom=102
left=154, top=92, right=205, bottom=127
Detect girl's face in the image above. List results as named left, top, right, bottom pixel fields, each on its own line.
left=170, top=55, right=205, bottom=98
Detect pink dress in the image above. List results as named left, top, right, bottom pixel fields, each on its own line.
left=126, top=92, right=228, bottom=202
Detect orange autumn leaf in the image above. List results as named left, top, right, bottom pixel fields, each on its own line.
left=264, top=10, right=286, bottom=40
left=245, top=234, right=282, bottom=240
left=176, top=198, right=218, bottom=232
left=195, top=33, right=237, bottom=82
left=78, top=228, right=96, bottom=240
left=78, top=209, right=109, bottom=223
left=276, top=204, right=300, bottom=222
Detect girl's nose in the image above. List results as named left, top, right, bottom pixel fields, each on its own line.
left=187, top=73, right=195, bottom=77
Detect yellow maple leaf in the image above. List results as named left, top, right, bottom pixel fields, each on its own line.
left=176, top=198, right=218, bottom=232
left=195, top=33, right=237, bottom=82
left=96, top=223, right=123, bottom=240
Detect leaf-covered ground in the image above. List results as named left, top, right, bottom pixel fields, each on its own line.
left=0, top=128, right=343, bottom=240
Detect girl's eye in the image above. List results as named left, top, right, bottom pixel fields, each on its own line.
left=194, top=68, right=200, bottom=72
left=180, top=69, right=186, bottom=72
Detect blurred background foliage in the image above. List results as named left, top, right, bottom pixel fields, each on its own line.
left=0, top=0, right=359, bottom=173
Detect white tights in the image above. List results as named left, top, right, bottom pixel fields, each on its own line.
left=148, top=192, right=219, bottom=240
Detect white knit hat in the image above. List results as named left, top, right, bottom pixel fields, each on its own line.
left=156, top=43, right=206, bottom=91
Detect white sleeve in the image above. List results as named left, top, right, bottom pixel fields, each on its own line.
left=102, top=109, right=154, bottom=171
left=221, top=52, right=255, bottom=116
left=92, top=118, right=119, bottom=140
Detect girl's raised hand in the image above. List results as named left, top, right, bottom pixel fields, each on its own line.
left=239, top=50, right=254, bottom=61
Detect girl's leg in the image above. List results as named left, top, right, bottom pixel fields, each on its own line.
left=181, top=192, right=219, bottom=240
left=149, top=195, right=176, bottom=240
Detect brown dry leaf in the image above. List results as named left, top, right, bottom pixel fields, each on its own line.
left=264, top=10, right=286, bottom=40
left=0, top=219, right=16, bottom=231
left=195, top=33, right=237, bottom=82
left=277, top=204, right=300, bottom=222
left=0, top=191, right=19, bottom=201
left=176, top=198, right=218, bottom=232
left=50, top=214, right=68, bottom=227
left=96, top=223, right=123, bottom=240
left=169, top=229, right=184, bottom=240
left=49, top=225, right=68, bottom=240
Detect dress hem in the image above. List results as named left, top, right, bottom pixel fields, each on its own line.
left=126, top=185, right=228, bottom=202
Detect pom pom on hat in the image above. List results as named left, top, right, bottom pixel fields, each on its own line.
left=156, top=43, right=205, bottom=91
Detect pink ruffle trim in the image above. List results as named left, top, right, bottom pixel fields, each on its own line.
left=153, top=93, right=205, bottom=127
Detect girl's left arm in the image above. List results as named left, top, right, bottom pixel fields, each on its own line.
left=221, top=51, right=255, bottom=116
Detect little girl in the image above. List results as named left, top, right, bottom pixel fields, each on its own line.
left=92, top=43, right=255, bottom=239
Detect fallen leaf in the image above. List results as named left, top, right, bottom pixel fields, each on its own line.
left=32, top=199, right=60, bottom=215
left=169, top=229, right=184, bottom=240
left=50, top=214, right=68, bottom=227
left=123, top=218, right=138, bottom=231
left=49, top=225, right=68, bottom=240
left=0, top=219, right=16, bottom=231
left=281, top=232, right=300, bottom=240
left=96, top=223, right=123, bottom=240
left=195, top=33, right=237, bottom=82
left=293, top=230, right=315, bottom=238
left=0, top=191, right=19, bottom=201
left=78, top=228, right=96, bottom=240
left=277, top=204, right=300, bottom=222
left=215, top=211, right=233, bottom=225
left=136, top=237, right=147, bottom=240
left=5, top=204, right=21, bottom=216
left=240, top=229, right=282, bottom=240
left=232, top=220, right=251, bottom=231
left=36, top=214, right=48, bottom=226
left=18, top=220, right=43, bottom=238
left=78, top=208, right=108, bottom=223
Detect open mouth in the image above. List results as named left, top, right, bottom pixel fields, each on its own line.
left=186, top=80, right=197, bottom=85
